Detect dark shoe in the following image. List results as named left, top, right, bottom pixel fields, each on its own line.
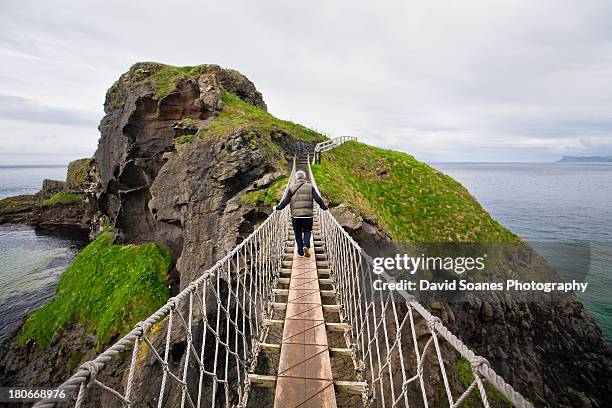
left=297, top=249, right=304, bottom=257
left=304, top=247, right=311, bottom=258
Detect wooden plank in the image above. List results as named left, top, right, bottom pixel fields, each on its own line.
left=334, top=380, right=368, bottom=395
left=270, top=302, right=287, bottom=310
left=274, top=237, right=337, bottom=408
left=326, top=322, right=350, bottom=332
left=322, top=304, right=342, bottom=312
left=248, top=374, right=277, bottom=388
left=329, top=347, right=352, bottom=358
left=260, top=343, right=281, bottom=353
left=263, top=319, right=284, bottom=328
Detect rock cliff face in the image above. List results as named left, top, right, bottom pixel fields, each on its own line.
left=95, top=62, right=323, bottom=287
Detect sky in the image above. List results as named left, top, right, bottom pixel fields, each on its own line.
left=1, top=0, right=611, bottom=165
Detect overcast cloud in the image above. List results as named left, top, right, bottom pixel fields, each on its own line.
left=1, top=0, right=611, bottom=164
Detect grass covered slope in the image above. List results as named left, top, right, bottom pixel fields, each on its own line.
left=19, top=231, right=173, bottom=347
left=312, top=141, right=517, bottom=242
left=199, top=92, right=326, bottom=143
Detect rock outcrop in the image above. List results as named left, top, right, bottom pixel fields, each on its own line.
left=330, top=204, right=392, bottom=245
left=38, top=179, right=65, bottom=200
left=0, top=159, right=96, bottom=228
left=94, top=62, right=322, bottom=287
left=66, top=158, right=92, bottom=192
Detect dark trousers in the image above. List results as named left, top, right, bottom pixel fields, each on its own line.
left=292, top=217, right=313, bottom=256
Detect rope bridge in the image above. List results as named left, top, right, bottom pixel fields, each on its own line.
left=33, top=141, right=533, bottom=407
left=308, top=157, right=532, bottom=408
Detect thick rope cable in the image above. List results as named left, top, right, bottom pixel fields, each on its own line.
left=33, top=159, right=296, bottom=408
left=307, top=155, right=533, bottom=408
left=33, top=150, right=532, bottom=408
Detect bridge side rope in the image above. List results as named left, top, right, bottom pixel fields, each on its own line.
left=312, top=135, right=357, bottom=164
left=307, top=154, right=534, bottom=408
left=33, top=159, right=298, bottom=408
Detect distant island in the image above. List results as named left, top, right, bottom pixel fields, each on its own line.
left=558, top=155, right=612, bottom=163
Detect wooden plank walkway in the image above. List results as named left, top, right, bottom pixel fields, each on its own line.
left=274, top=242, right=337, bottom=408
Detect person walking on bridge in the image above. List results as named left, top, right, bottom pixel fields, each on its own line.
left=276, top=170, right=328, bottom=257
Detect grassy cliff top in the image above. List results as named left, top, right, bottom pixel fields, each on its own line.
left=199, top=92, right=326, bottom=143
left=105, top=61, right=268, bottom=110
left=312, top=141, right=518, bottom=243
left=19, top=231, right=173, bottom=348
left=188, top=92, right=326, bottom=172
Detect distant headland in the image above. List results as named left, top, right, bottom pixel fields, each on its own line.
left=558, top=155, right=612, bottom=163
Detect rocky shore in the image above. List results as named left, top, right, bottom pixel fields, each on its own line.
left=0, top=158, right=98, bottom=231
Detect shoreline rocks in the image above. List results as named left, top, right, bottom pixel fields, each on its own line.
left=0, top=158, right=97, bottom=230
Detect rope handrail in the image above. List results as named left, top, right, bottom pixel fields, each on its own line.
left=307, top=153, right=533, bottom=408
left=33, top=144, right=533, bottom=407
left=33, top=158, right=298, bottom=408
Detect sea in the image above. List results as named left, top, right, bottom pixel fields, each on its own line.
left=433, top=162, right=612, bottom=340
left=0, top=163, right=610, bottom=345
left=0, top=166, right=88, bottom=345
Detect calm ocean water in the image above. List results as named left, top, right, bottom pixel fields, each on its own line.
left=433, top=162, right=612, bottom=340
left=0, top=224, right=87, bottom=345
left=0, top=165, right=68, bottom=200
left=0, top=165, right=88, bottom=345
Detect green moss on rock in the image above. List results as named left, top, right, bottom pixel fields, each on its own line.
left=106, top=80, right=122, bottom=110
left=0, top=195, right=37, bottom=215
left=241, top=177, right=289, bottom=207
left=312, top=141, right=517, bottom=243
left=66, top=158, right=91, bottom=191
left=177, top=118, right=197, bottom=128
left=68, top=353, right=82, bottom=370
left=144, top=64, right=204, bottom=99
left=174, top=134, right=195, bottom=145
left=40, top=192, right=83, bottom=207
left=456, top=358, right=512, bottom=407
left=19, top=232, right=173, bottom=347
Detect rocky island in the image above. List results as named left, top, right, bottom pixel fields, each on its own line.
left=0, top=62, right=610, bottom=407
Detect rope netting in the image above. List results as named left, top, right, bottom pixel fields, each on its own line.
left=307, top=160, right=533, bottom=408
left=33, top=161, right=297, bottom=408
left=33, top=149, right=533, bottom=408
